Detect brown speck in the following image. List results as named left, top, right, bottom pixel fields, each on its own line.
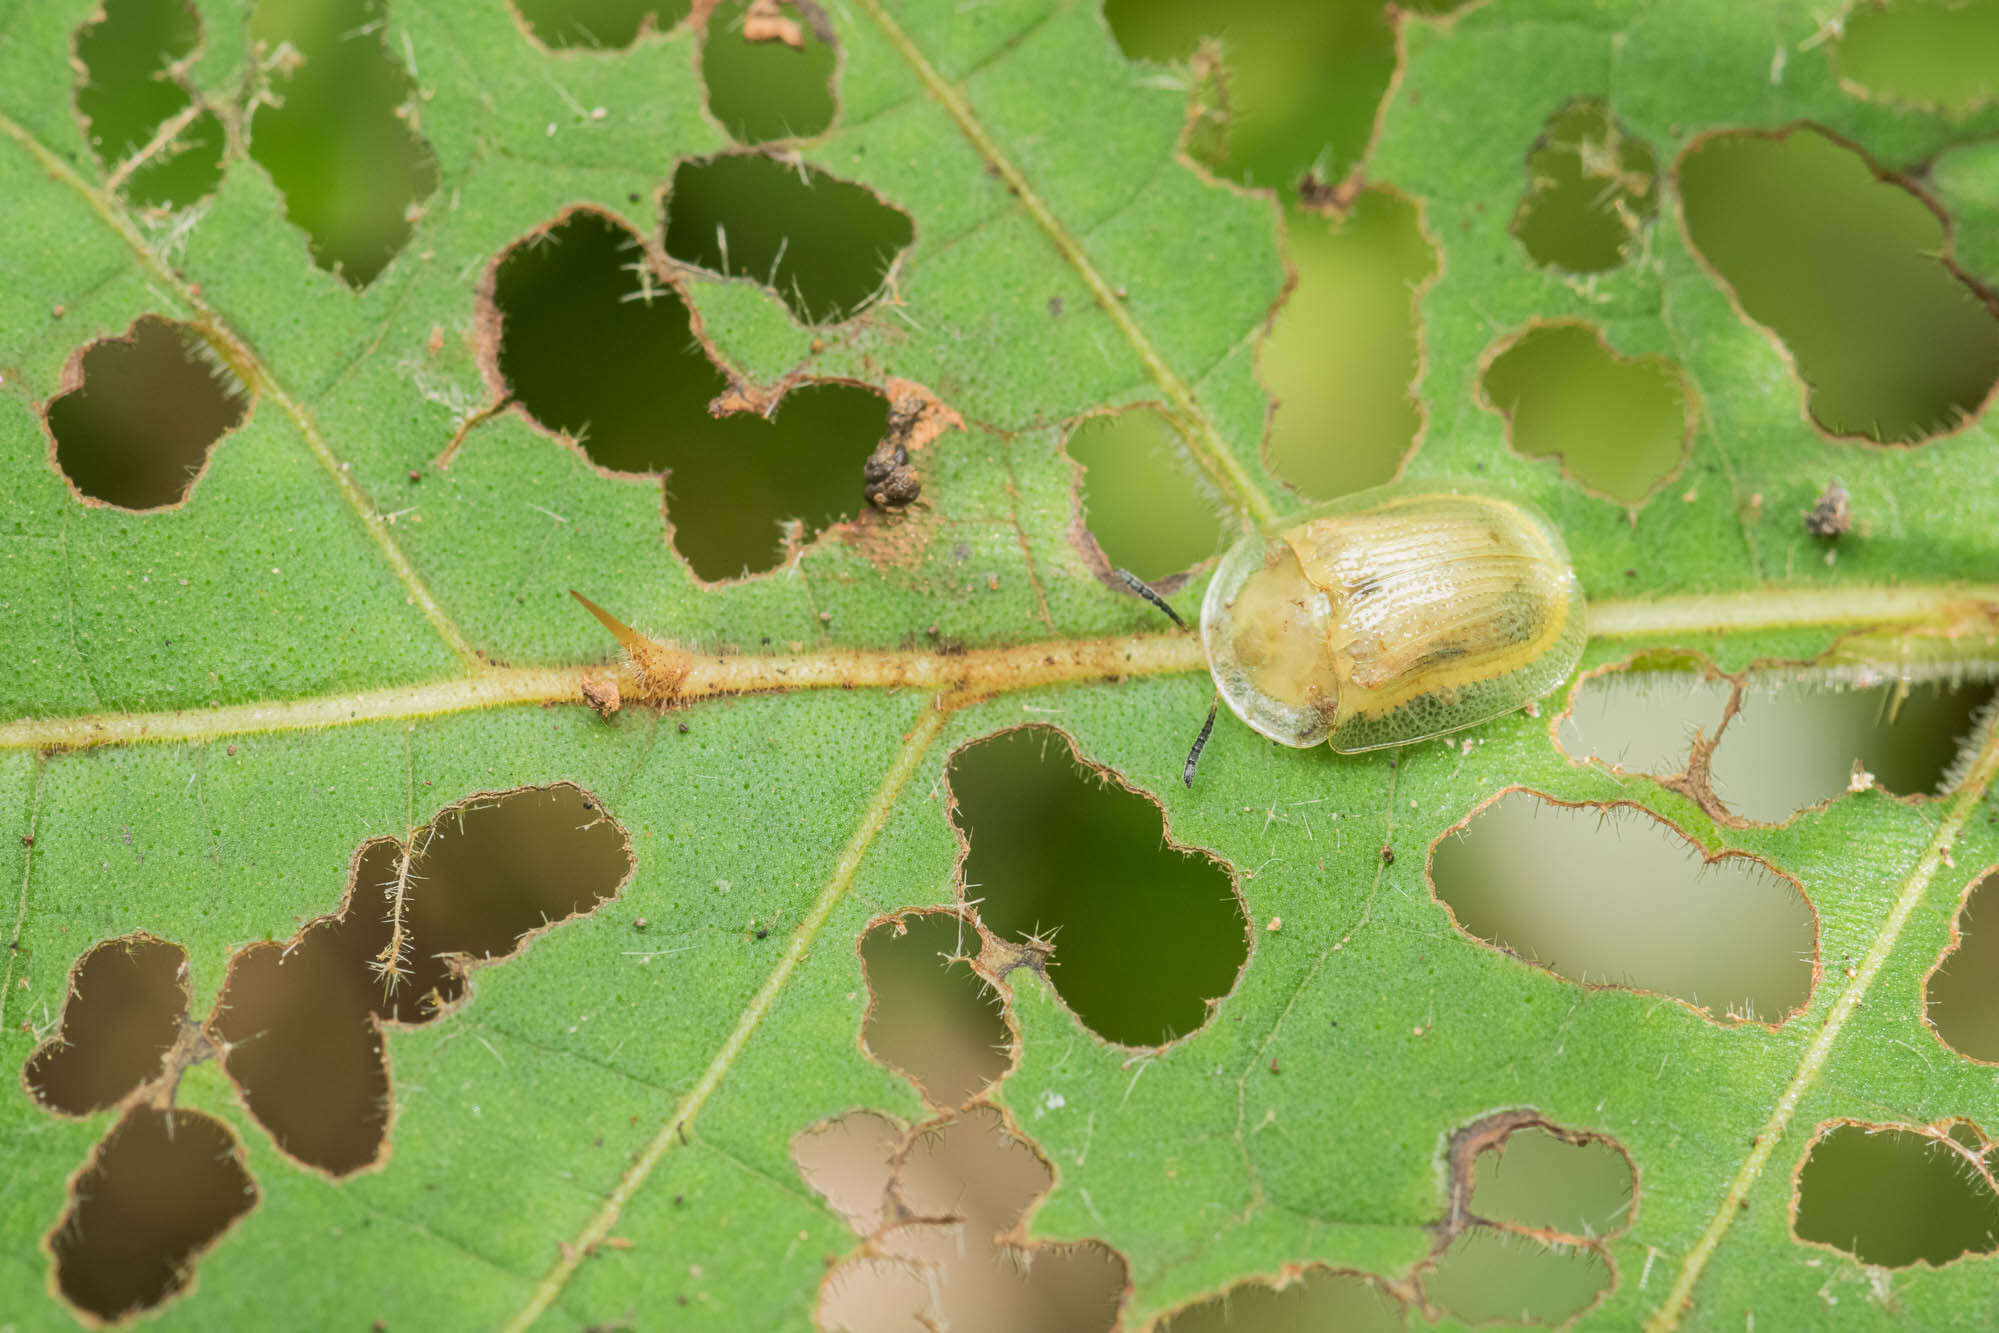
left=1265, top=916, right=1282, bottom=933
left=51, top=304, right=65, bottom=318
left=741, top=0, right=805, bottom=46
left=678, top=721, right=690, bottom=734
left=582, top=676, right=621, bottom=719
left=19, top=835, right=31, bottom=848
left=926, top=624, right=940, bottom=637
left=1048, top=296, right=1064, bottom=317
left=1380, top=845, right=1395, bottom=864
left=1624, top=568, right=1637, bottom=578
left=634, top=918, right=649, bottom=930
left=426, top=325, right=443, bottom=355
left=817, top=610, right=833, bottom=624
left=1804, top=480, right=1851, bottom=538
left=1269, top=1058, right=1281, bottom=1074
left=408, top=468, right=423, bottom=483
left=225, top=745, right=236, bottom=756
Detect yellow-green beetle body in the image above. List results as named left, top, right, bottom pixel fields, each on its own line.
left=1201, top=482, right=1585, bottom=752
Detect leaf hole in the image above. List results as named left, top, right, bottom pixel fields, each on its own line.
left=1678, top=125, right=1999, bottom=443
left=73, top=0, right=225, bottom=209
left=1466, top=1125, right=1635, bottom=1242
left=247, top=0, right=440, bottom=287
left=1101, top=0, right=1462, bottom=194
left=1793, top=1120, right=1999, bottom=1267
left=48, top=1105, right=257, bottom=1324
left=23, top=933, right=189, bottom=1117
left=509, top=0, right=690, bottom=50
left=859, top=910, right=1014, bottom=1109
left=663, top=152, right=913, bottom=326
left=1835, top=0, right=1999, bottom=115
left=799, top=1105, right=1129, bottom=1333
left=1148, top=1267, right=1406, bottom=1332
left=701, top=0, right=837, bottom=144
left=1428, top=791, right=1816, bottom=1025
left=1479, top=321, right=1692, bottom=507
left=947, top=726, right=1248, bottom=1049
left=489, top=208, right=893, bottom=580
left=1559, top=659, right=1998, bottom=823
left=1065, top=406, right=1228, bottom=585
left=1420, top=1226, right=1611, bottom=1327
left=1924, top=868, right=1999, bottom=1061
left=46, top=316, right=248, bottom=511
left=208, top=782, right=633, bottom=1176
left=1511, top=96, right=1659, bottom=274
left=1262, top=188, right=1436, bottom=500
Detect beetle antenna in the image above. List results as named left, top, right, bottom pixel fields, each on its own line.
left=1115, top=568, right=1188, bottom=630
left=1184, top=696, right=1220, bottom=787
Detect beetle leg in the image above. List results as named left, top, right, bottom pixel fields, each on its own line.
left=1184, top=696, right=1220, bottom=787
left=1114, top=567, right=1189, bottom=630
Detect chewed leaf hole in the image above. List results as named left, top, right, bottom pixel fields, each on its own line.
left=510, top=0, right=689, bottom=49
left=801, top=1105, right=1128, bottom=1333
left=663, top=152, right=912, bottom=325
left=247, top=0, right=439, bottom=287
left=1481, top=322, right=1691, bottom=506
left=49, top=1106, right=256, bottom=1324
left=1836, top=0, right=1999, bottom=115
left=1512, top=96, right=1658, bottom=274
left=1430, top=791, right=1815, bottom=1024
left=1794, top=1122, right=1999, bottom=1267
left=1557, top=665, right=1734, bottom=778
left=491, top=209, right=890, bottom=581
left=210, top=783, right=632, bottom=1175
left=1150, top=1267, right=1405, bottom=1332
left=948, top=727, right=1247, bottom=1048
left=24, top=934, right=189, bottom=1117
left=47, top=316, right=247, bottom=510
left=860, top=912, right=1012, bottom=1108
left=702, top=0, right=836, bottom=143
left=1560, top=665, right=1997, bottom=823
left=792, top=1109, right=904, bottom=1236
left=1099, top=0, right=1422, bottom=196
left=1926, top=869, right=1999, bottom=1061
left=1262, top=188, right=1435, bottom=500
left=1422, top=1226, right=1610, bottom=1326
left=74, top=0, right=225, bottom=209
left=1679, top=126, right=1999, bottom=443
left=1469, top=1126, right=1635, bottom=1239
left=1066, top=408, right=1227, bottom=584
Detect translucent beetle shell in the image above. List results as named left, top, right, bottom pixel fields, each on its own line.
left=1200, top=482, right=1586, bottom=753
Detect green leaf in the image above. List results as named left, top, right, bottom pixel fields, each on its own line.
left=4, top=0, right=1999, bottom=1329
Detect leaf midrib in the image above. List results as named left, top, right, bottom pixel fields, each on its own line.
left=4, top=586, right=1992, bottom=750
